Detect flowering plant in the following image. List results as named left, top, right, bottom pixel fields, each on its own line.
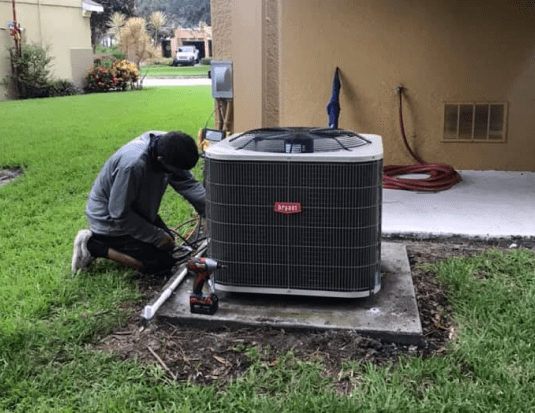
left=85, top=66, right=119, bottom=92
left=113, top=59, right=139, bottom=84
left=85, top=59, right=139, bottom=92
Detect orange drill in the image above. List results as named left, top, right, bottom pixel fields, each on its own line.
left=188, top=257, right=223, bottom=315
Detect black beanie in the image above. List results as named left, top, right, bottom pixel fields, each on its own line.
left=156, top=131, right=199, bottom=170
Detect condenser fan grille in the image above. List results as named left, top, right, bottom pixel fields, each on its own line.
left=228, top=127, right=371, bottom=153
left=206, top=160, right=383, bottom=295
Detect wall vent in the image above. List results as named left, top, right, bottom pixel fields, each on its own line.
left=205, top=127, right=383, bottom=298
left=443, top=103, right=507, bottom=142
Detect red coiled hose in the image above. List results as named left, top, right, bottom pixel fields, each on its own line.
left=383, top=87, right=461, bottom=191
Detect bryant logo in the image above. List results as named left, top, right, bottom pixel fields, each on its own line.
left=274, top=202, right=302, bottom=215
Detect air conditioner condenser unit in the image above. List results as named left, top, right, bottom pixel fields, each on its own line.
left=204, top=127, right=383, bottom=298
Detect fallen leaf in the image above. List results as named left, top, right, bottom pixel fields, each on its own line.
left=309, top=348, right=321, bottom=359
left=213, top=355, right=230, bottom=367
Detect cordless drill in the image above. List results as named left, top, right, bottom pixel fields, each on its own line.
left=188, top=257, right=223, bottom=315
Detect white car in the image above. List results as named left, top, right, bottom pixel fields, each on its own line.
left=172, top=46, right=199, bottom=66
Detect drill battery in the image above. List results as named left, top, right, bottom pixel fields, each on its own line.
left=189, top=293, right=219, bottom=315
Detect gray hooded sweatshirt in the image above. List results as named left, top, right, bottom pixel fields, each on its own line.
left=86, top=131, right=205, bottom=246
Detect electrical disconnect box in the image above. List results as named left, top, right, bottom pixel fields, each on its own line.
left=211, top=60, right=233, bottom=99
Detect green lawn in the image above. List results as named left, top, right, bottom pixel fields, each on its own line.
left=1, top=88, right=535, bottom=412
left=140, top=64, right=210, bottom=78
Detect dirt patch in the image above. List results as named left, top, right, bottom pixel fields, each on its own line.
left=95, top=237, right=533, bottom=392
left=0, top=168, right=22, bottom=187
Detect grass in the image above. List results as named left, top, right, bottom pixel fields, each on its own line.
left=0, top=86, right=212, bottom=329
left=1, top=88, right=535, bottom=411
left=140, top=64, right=211, bottom=78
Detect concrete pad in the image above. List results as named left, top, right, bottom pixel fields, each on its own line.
left=155, top=242, right=422, bottom=344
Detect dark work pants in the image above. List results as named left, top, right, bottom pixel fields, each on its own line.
left=87, top=233, right=175, bottom=275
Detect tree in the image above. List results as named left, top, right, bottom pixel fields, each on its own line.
left=148, top=11, right=168, bottom=47
left=136, top=0, right=210, bottom=28
left=179, top=0, right=210, bottom=27
left=108, top=12, right=127, bottom=38
left=115, top=17, right=159, bottom=68
left=90, top=0, right=136, bottom=50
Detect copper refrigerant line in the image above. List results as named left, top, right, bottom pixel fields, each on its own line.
left=215, top=98, right=232, bottom=133
left=383, top=86, right=461, bottom=191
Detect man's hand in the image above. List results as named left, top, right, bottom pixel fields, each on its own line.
left=157, top=233, right=175, bottom=251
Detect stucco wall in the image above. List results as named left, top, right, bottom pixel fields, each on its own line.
left=279, top=0, right=535, bottom=170
left=0, top=27, right=13, bottom=99
left=213, top=0, right=535, bottom=171
left=211, top=0, right=280, bottom=132
left=230, top=0, right=264, bottom=130
left=212, top=0, right=232, bottom=60
left=263, top=0, right=279, bottom=127
left=0, top=0, right=94, bottom=101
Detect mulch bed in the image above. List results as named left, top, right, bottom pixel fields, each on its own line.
left=94, top=237, right=533, bottom=393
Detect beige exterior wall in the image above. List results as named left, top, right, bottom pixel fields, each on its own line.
left=212, top=0, right=535, bottom=171
left=230, top=0, right=264, bottom=130
left=211, top=0, right=232, bottom=60
left=0, top=0, right=95, bottom=101
left=170, top=26, right=212, bottom=59
left=211, top=0, right=279, bottom=132
left=0, top=21, right=13, bottom=98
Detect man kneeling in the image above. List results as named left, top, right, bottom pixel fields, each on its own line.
left=72, top=130, right=205, bottom=276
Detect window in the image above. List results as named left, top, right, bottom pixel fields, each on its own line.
left=443, top=103, right=507, bottom=142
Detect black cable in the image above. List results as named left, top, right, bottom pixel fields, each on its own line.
left=203, top=109, right=215, bottom=129
left=170, top=227, right=195, bottom=248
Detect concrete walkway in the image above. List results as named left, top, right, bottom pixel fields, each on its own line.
left=143, top=77, right=210, bottom=87
left=382, top=170, right=535, bottom=239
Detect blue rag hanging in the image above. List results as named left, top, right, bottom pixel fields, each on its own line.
left=326, top=67, right=341, bottom=129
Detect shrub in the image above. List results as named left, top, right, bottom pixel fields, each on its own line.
left=150, top=58, right=173, bottom=66
left=1, top=44, right=81, bottom=99
left=85, top=59, right=139, bottom=93
left=95, top=44, right=126, bottom=61
left=46, top=79, right=81, bottom=97
left=93, top=55, right=115, bottom=68
left=2, top=43, right=53, bottom=99
left=85, top=66, right=120, bottom=92
left=200, top=57, right=211, bottom=65
left=113, top=59, right=139, bottom=84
